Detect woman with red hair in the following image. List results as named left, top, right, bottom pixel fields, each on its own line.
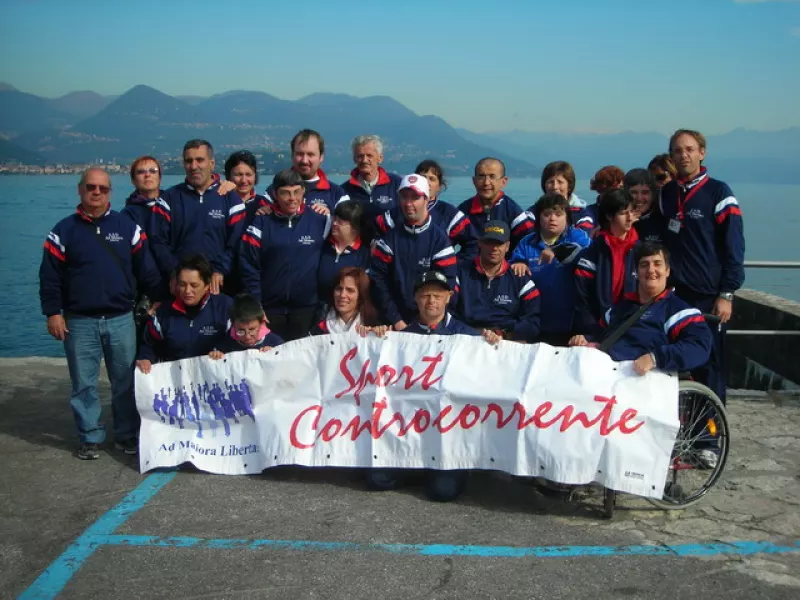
left=582, top=165, right=625, bottom=234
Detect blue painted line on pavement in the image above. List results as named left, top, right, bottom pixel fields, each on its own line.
left=19, top=472, right=176, bottom=600
left=94, top=534, right=800, bottom=559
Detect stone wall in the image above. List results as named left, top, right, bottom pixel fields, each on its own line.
left=727, top=289, right=800, bottom=390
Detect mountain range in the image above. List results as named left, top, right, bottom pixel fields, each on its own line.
left=1, top=82, right=798, bottom=183
left=0, top=84, right=532, bottom=176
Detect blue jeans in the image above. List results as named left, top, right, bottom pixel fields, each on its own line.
left=64, top=312, right=139, bottom=444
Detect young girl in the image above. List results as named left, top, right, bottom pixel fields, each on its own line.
left=209, top=294, right=283, bottom=359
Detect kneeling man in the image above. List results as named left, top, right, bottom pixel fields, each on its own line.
left=367, top=270, right=499, bottom=501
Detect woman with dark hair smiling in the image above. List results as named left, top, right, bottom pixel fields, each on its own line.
left=136, top=254, right=233, bottom=373
left=310, top=267, right=386, bottom=335
left=571, top=189, right=640, bottom=340
left=224, top=150, right=268, bottom=228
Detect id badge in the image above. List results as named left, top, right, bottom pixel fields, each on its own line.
left=668, top=218, right=681, bottom=233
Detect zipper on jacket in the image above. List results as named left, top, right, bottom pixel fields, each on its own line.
left=189, top=320, right=194, bottom=328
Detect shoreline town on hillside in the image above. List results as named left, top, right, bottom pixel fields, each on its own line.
left=38, top=128, right=743, bottom=501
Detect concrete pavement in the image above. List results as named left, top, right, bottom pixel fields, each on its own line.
left=1, top=358, right=798, bottom=599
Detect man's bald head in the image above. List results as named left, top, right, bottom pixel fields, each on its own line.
left=474, top=157, right=506, bottom=178
left=79, top=167, right=110, bottom=187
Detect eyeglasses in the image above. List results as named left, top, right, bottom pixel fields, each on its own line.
left=84, top=184, right=111, bottom=194
left=235, top=327, right=261, bottom=337
left=654, top=173, right=669, bottom=183
left=135, top=167, right=159, bottom=175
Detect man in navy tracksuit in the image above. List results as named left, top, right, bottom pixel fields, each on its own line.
left=263, top=129, right=349, bottom=212
left=39, top=168, right=162, bottom=460
left=457, top=158, right=534, bottom=252
left=238, top=169, right=332, bottom=341
left=659, top=129, right=745, bottom=405
left=454, top=220, right=541, bottom=342
left=375, top=197, right=477, bottom=260
left=368, top=174, right=458, bottom=329
left=340, top=135, right=402, bottom=223
left=367, top=270, right=499, bottom=502
left=150, top=140, right=246, bottom=295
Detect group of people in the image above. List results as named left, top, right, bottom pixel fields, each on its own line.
left=39, top=127, right=744, bottom=500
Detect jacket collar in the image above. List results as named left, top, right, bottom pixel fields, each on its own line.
left=184, top=173, right=221, bottom=194
left=297, top=168, right=332, bottom=191
left=328, top=235, right=362, bottom=252
left=473, top=256, right=509, bottom=278
left=125, top=191, right=162, bottom=206
left=468, top=193, right=505, bottom=215
left=416, top=312, right=452, bottom=332
left=623, top=287, right=672, bottom=304
left=348, top=167, right=392, bottom=187
left=171, top=291, right=211, bottom=315
left=403, top=215, right=432, bottom=234
left=76, top=204, right=111, bottom=223
left=676, top=167, right=708, bottom=191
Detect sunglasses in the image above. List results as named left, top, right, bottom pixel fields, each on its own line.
left=84, top=183, right=111, bottom=194
left=654, top=173, right=669, bottom=183
left=135, top=167, right=159, bottom=175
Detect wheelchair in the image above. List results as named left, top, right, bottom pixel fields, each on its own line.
left=602, top=377, right=730, bottom=518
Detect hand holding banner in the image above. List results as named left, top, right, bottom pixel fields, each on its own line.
left=135, top=333, right=679, bottom=498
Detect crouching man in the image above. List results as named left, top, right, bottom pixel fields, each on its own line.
left=366, top=270, right=500, bottom=501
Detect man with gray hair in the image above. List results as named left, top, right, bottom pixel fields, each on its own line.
left=39, top=168, right=162, bottom=460
left=341, top=134, right=402, bottom=223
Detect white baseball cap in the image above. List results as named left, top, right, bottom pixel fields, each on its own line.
left=398, top=173, right=430, bottom=199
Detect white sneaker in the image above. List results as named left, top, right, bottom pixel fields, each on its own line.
left=695, top=449, right=719, bottom=470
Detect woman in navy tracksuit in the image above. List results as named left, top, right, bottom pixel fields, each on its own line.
left=137, top=254, right=233, bottom=372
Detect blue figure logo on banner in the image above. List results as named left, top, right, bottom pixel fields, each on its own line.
left=151, top=378, right=255, bottom=439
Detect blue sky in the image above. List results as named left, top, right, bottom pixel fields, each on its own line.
left=1, top=0, right=798, bottom=134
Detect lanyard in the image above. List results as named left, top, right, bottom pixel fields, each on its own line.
left=676, top=176, right=709, bottom=220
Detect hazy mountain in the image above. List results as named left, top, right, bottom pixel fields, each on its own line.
left=462, top=128, right=800, bottom=184
left=4, top=82, right=796, bottom=181
left=176, top=95, right=207, bottom=105
left=0, top=138, right=45, bottom=164
left=0, top=82, right=18, bottom=92
left=0, top=90, right=74, bottom=136
left=11, top=84, right=534, bottom=174
left=48, top=91, right=115, bottom=119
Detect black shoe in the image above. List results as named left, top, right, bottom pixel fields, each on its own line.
left=114, top=438, right=139, bottom=456
left=77, top=443, right=101, bottom=460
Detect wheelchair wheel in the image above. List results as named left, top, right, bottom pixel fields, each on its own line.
left=648, top=381, right=730, bottom=510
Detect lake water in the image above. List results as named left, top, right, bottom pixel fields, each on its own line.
left=1, top=174, right=798, bottom=357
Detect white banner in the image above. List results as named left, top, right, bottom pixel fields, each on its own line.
left=135, top=334, right=680, bottom=498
